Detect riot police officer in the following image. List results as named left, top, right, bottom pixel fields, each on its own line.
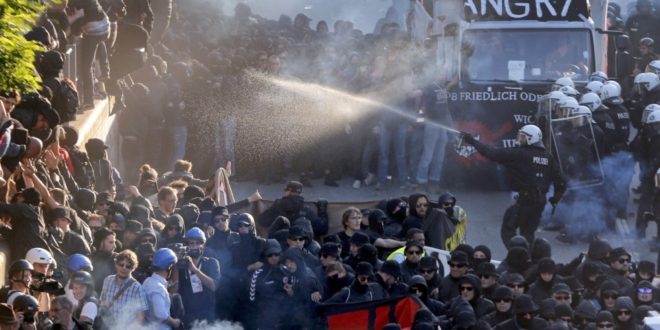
left=600, top=82, right=631, bottom=151
left=635, top=109, right=660, bottom=238
left=629, top=72, right=660, bottom=127
left=461, top=125, right=566, bottom=247
left=580, top=93, right=616, bottom=155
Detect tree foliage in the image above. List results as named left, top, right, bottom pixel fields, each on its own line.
left=0, top=0, right=45, bottom=92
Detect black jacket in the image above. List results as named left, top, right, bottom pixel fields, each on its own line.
left=0, top=203, right=50, bottom=260
left=257, top=195, right=327, bottom=236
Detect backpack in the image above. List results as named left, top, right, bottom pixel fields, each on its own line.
left=52, top=77, right=79, bottom=123
left=68, top=147, right=96, bottom=189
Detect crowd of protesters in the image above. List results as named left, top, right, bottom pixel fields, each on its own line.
left=0, top=0, right=658, bottom=329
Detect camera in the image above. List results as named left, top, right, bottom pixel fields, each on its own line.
left=169, top=243, right=190, bottom=270
left=30, top=271, right=63, bottom=293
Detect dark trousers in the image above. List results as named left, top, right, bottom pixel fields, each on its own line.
left=501, top=192, right=546, bottom=248
left=79, top=32, right=109, bottom=104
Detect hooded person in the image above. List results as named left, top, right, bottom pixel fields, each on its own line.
left=573, top=300, right=597, bottom=329
left=357, top=243, right=382, bottom=271
left=132, top=242, right=155, bottom=283
left=129, top=204, right=152, bottom=228
left=400, top=194, right=430, bottom=236
left=383, top=198, right=406, bottom=237
left=473, top=245, right=492, bottom=267
left=0, top=188, right=51, bottom=260
left=634, top=280, right=657, bottom=306
left=455, top=273, right=495, bottom=319
left=374, top=260, right=408, bottom=299
left=498, top=247, right=531, bottom=278
left=326, top=262, right=384, bottom=304
left=229, top=213, right=266, bottom=275
left=606, top=247, right=634, bottom=292
left=575, top=239, right=611, bottom=281
left=594, top=311, right=615, bottom=330
left=494, top=294, right=548, bottom=330
left=363, top=209, right=387, bottom=240
left=84, top=138, right=115, bottom=196
left=422, top=194, right=457, bottom=250
left=280, top=248, right=321, bottom=329
left=635, top=305, right=653, bottom=328
left=159, top=214, right=185, bottom=248
left=418, top=256, right=442, bottom=299
left=176, top=203, right=200, bottom=229
left=137, top=228, right=158, bottom=248
left=244, top=239, right=288, bottom=330
left=407, top=275, right=444, bottom=316
left=400, top=240, right=424, bottom=283
left=613, top=296, right=635, bottom=330
left=635, top=261, right=656, bottom=284
left=256, top=181, right=326, bottom=236
left=528, top=258, right=562, bottom=305
left=483, top=286, right=514, bottom=327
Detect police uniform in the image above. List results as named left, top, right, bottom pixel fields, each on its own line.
left=466, top=137, right=566, bottom=247
left=591, top=106, right=617, bottom=155
left=605, top=102, right=632, bottom=151
left=635, top=122, right=660, bottom=237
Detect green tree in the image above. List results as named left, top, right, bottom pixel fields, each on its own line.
left=0, top=0, right=45, bottom=92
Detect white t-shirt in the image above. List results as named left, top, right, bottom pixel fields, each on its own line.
left=81, top=301, right=98, bottom=320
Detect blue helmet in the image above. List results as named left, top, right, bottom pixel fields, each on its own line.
left=152, top=248, right=177, bottom=270
left=67, top=254, right=93, bottom=272
left=185, top=227, right=206, bottom=243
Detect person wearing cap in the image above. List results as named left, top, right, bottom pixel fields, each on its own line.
left=494, top=294, right=548, bottom=330
left=0, top=303, right=17, bottom=329
left=85, top=138, right=116, bottom=196
left=606, top=247, right=634, bottom=292
left=144, top=248, right=181, bottom=330
left=552, top=283, right=573, bottom=306
left=50, top=207, right=91, bottom=255
left=634, top=280, right=656, bottom=306
left=94, top=192, right=114, bottom=217
left=375, top=260, right=409, bottom=298
left=90, top=227, right=117, bottom=294
left=257, top=180, right=328, bottom=236
left=418, top=256, right=442, bottom=299
left=400, top=240, right=424, bottom=284
left=594, top=310, right=616, bottom=330
left=439, top=251, right=469, bottom=303
left=244, top=239, right=288, bottom=329
left=529, top=258, right=562, bottom=305
left=483, top=286, right=514, bottom=327
left=613, top=296, right=636, bottom=329
left=326, top=262, right=384, bottom=303
left=502, top=272, right=527, bottom=299
left=178, top=227, right=220, bottom=325
left=475, top=262, right=500, bottom=302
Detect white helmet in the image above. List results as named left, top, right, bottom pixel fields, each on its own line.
left=647, top=109, right=660, bottom=124
left=518, top=125, right=542, bottom=145
left=599, top=83, right=621, bottom=101
left=646, top=60, right=660, bottom=74
left=604, top=80, right=621, bottom=90
left=552, top=77, right=575, bottom=91
left=589, top=71, right=608, bottom=83
left=547, top=91, right=565, bottom=102
left=573, top=105, right=592, bottom=117
left=643, top=104, right=660, bottom=123
left=558, top=97, right=579, bottom=117
left=579, top=93, right=602, bottom=112
left=634, top=72, right=660, bottom=93
left=26, top=248, right=55, bottom=266
left=559, top=85, right=580, bottom=98
left=585, top=81, right=604, bottom=94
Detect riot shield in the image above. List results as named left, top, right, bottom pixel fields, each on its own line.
left=536, top=94, right=553, bottom=148
left=550, top=115, right=604, bottom=189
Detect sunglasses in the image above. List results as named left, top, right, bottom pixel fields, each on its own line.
left=603, top=293, right=617, bottom=299
left=617, top=310, right=631, bottom=316
left=238, top=223, right=251, bottom=228
left=479, top=274, right=493, bottom=279
left=554, top=295, right=570, bottom=301
left=416, top=203, right=429, bottom=208
left=267, top=253, right=280, bottom=258
left=116, top=262, right=134, bottom=270
left=495, top=298, right=512, bottom=303
left=618, top=258, right=630, bottom=264
left=141, top=238, right=156, bottom=244
left=508, top=284, right=524, bottom=289
left=442, top=202, right=454, bottom=207
left=450, top=263, right=466, bottom=268
left=639, top=287, right=653, bottom=294
left=406, top=250, right=422, bottom=255
left=597, top=323, right=614, bottom=329
left=460, top=286, right=474, bottom=292
left=420, top=269, right=436, bottom=274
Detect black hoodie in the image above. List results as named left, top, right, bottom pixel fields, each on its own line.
left=280, top=248, right=321, bottom=328
left=457, top=274, right=495, bottom=319
left=400, top=194, right=428, bottom=236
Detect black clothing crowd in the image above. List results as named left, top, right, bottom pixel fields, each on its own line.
left=0, top=0, right=659, bottom=329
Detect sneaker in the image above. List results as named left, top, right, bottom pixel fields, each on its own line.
left=364, top=173, right=376, bottom=186
left=352, top=180, right=361, bottom=189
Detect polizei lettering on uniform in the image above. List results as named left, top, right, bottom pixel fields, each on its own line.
left=532, top=156, right=549, bottom=165
left=464, top=0, right=588, bottom=20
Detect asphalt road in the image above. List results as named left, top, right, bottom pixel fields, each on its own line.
left=231, top=177, right=656, bottom=264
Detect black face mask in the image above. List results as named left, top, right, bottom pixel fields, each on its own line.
left=327, top=275, right=345, bottom=292
left=516, top=313, right=533, bottom=328
left=444, top=206, right=454, bottom=218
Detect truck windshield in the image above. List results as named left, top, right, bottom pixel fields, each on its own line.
left=462, top=29, right=593, bottom=82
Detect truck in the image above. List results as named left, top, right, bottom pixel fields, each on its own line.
left=432, top=0, right=614, bottom=187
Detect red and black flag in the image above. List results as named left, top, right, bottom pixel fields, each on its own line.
left=319, top=295, right=424, bottom=330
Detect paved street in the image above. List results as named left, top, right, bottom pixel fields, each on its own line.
left=232, top=177, right=656, bottom=264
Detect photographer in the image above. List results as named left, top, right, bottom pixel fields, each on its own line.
left=177, top=228, right=220, bottom=326
left=12, top=294, right=40, bottom=329
left=69, top=272, right=98, bottom=326
left=144, top=248, right=181, bottom=330
left=26, top=248, right=62, bottom=316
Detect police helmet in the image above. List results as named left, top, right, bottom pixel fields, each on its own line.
left=518, top=125, right=542, bottom=145
left=152, top=248, right=178, bottom=271
left=585, top=81, right=604, bottom=94
left=634, top=72, right=660, bottom=93
left=579, top=93, right=603, bottom=112
left=559, top=85, right=580, bottom=98
left=185, top=227, right=206, bottom=243
left=646, top=109, right=660, bottom=124
left=643, top=104, right=660, bottom=123
left=640, top=37, right=655, bottom=48
left=589, top=71, right=608, bottom=83
left=553, top=77, right=575, bottom=90
left=647, top=60, right=660, bottom=74
left=599, top=83, right=621, bottom=101
left=67, top=254, right=93, bottom=272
